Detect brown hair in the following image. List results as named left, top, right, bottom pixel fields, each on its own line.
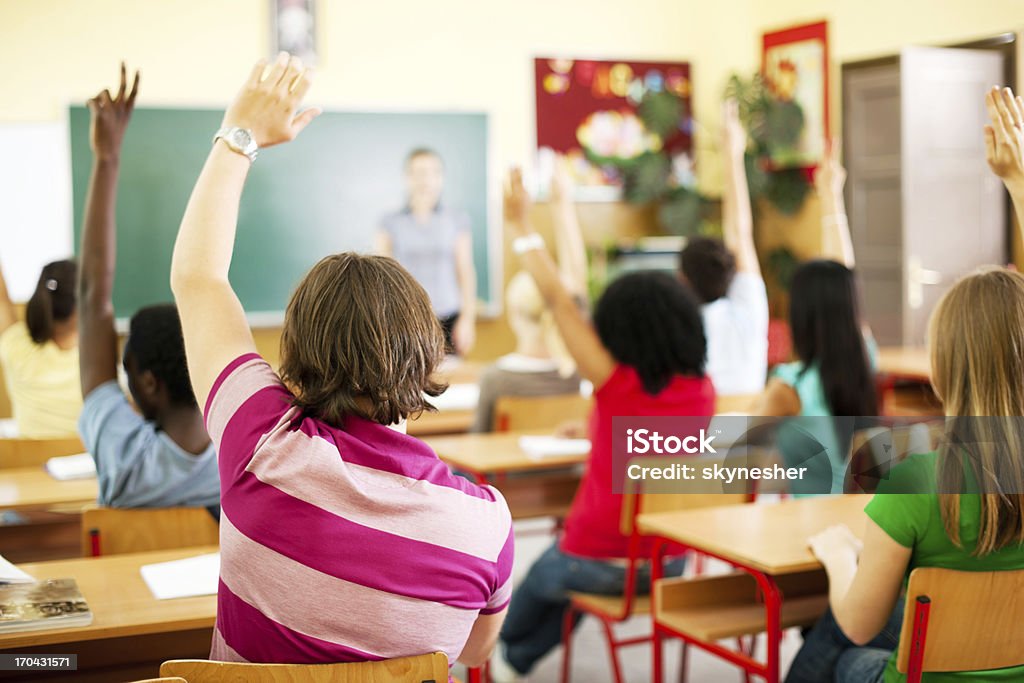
left=929, top=266, right=1024, bottom=555
left=26, top=260, right=78, bottom=344
left=280, top=253, right=447, bottom=426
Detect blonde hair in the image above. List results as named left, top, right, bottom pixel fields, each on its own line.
left=505, top=271, right=576, bottom=377
left=928, top=266, right=1024, bottom=555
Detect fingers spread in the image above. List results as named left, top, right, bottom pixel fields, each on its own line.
left=127, top=70, right=141, bottom=108
left=1003, top=87, right=1023, bottom=128
left=247, top=59, right=269, bottom=88
left=117, top=62, right=127, bottom=101
left=281, top=56, right=304, bottom=91
left=264, top=51, right=290, bottom=89
left=290, top=68, right=313, bottom=99
left=291, top=106, right=321, bottom=135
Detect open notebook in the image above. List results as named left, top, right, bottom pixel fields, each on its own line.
left=140, top=552, right=220, bottom=600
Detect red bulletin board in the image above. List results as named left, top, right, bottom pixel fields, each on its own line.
left=762, top=20, right=829, bottom=167
left=534, top=57, right=693, bottom=189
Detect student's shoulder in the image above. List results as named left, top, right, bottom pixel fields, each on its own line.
left=0, top=321, right=31, bottom=355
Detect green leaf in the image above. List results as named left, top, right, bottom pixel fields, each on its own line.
left=765, top=168, right=812, bottom=215
left=622, top=152, right=671, bottom=203
left=765, top=100, right=805, bottom=153
left=638, top=90, right=684, bottom=140
left=658, top=188, right=704, bottom=236
left=767, top=246, right=800, bottom=289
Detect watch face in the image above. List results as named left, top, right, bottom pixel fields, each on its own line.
left=230, top=128, right=253, bottom=148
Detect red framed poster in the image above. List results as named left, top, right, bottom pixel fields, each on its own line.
left=534, top=57, right=693, bottom=196
left=762, top=21, right=829, bottom=168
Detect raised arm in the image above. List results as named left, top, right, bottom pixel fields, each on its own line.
left=78, top=63, right=138, bottom=397
left=721, top=99, right=760, bottom=277
left=816, top=139, right=856, bottom=269
left=549, top=157, right=589, bottom=299
left=984, top=86, right=1024, bottom=240
left=0, top=260, right=16, bottom=335
left=452, top=231, right=477, bottom=355
left=170, top=53, right=320, bottom=410
left=504, top=168, right=615, bottom=387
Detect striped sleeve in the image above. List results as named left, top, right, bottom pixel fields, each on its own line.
left=481, top=486, right=514, bottom=614
left=204, top=353, right=296, bottom=483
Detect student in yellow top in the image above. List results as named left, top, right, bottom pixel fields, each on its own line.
left=0, top=258, right=82, bottom=436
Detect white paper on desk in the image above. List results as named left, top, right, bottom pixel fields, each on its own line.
left=45, top=453, right=97, bottom=481
left=430, top=383, right=480, bottom=411
left=519, top=436, right=591, bottom=460
left=0, top=554, right=34, bottom=584
left=140, top=552, right=220, bottom=600
left=0, top=419, right=18, bottom=438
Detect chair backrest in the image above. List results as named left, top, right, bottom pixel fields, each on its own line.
left=896, top=567, right=1024, bottom=675
left=81, top=507, right=219, bottom=556
left=493, top=393, right=591, bottom=432
left=0, top=436, right=86, bottom=469
left=160, top=653, right=450, bottom=682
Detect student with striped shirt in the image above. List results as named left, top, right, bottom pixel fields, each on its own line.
left=170, top=52, right=513, bottom=670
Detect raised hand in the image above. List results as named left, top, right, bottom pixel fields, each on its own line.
left=722, top=98, right=747, bottom=164
left=503, top=167, right=532, bottom=237
left=984, top=86, right=1024, bottom=190
left=87, top=62, right=139, bottom=162
left=550, top=155, right=574, bottom=205
left=814, top=137, right=846, bottom=200
left=223, top=52, right=321, bottom=147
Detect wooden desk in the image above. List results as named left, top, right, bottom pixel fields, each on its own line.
left=424, top=431, right=587, bottom=520
left=407, top=409, right=475, bottom=437
left=638, top=495, right=871, bottom=683
left=406, top=360, right=484, bottom=436
left=0, top=468, right=97, bottom=513
left=0, top=547, right=217, bottom=682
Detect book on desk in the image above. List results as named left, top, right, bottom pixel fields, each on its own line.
left=0, top=578, right=92, bottom=633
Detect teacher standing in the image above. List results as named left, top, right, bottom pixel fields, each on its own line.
left=376, top=148, right=477, bottom=355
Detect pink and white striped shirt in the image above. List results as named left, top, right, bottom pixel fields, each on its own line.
left=204, top=354, right=514, bottom=667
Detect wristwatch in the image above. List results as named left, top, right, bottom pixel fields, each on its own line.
left=213, top=126, right=258, bottom=162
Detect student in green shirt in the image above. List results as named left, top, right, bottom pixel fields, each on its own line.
left=786, top=87, right=1024, bottom=682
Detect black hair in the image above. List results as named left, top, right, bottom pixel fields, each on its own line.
left=26, top=260, right=78, bottom=344
left=789, top=260, right=877, bottom=416
left=593, top=271, right=706, bottom=395
left=124, top=304, right=198, bottom=408
left=678, top=237, right=736, bottom=304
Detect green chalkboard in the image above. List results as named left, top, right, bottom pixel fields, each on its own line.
left=69, top=106, right=492, bottom=319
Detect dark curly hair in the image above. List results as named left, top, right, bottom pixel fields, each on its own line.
left=679, top=237, right=736, bottom=304
left=593, top=271, right=706, bottom=395
left=124, top=304, right=197, bottom=408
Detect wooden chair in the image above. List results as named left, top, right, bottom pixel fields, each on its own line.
left=493, top=393, right=591, bottom=432
left=81, top=506, right=219, bottom=557
left=561, top=481, right=751, bottom=683
left=897, top=568, right=1024, bottom=682
left=128, top=678, right=187, bottom=683
left=0, top=435, right=85, bottom=469
left=160, top=653, right=449, bottom=682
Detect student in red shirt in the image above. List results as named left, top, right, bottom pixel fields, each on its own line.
left=491, top=170, right=715, bottom=680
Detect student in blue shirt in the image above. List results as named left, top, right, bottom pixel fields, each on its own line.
left=76, top=64, right=219, bottom=509
left=751, top=141, right=877, bottom=495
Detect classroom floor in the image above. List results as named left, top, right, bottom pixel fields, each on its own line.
left=452, top=519, right=802, bottom=683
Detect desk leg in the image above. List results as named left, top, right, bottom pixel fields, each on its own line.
left=751, top=570, right=783, bottom=683
left=650, top=538, right=667, bottom=683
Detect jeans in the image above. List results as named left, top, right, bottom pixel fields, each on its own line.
left=499, top=542, right=684, bottom=675
left=785, top=599, right=903, bottom=683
